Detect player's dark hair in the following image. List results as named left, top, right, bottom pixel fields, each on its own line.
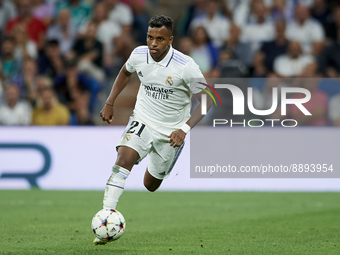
left=148, top=15, right=173, bottom=33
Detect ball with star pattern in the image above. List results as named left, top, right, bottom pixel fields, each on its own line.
left=91, top=209, right=126, bottom=241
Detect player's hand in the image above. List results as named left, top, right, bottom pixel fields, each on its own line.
left=100, top=103, right=114, bottom=124
left=167, top=129, right=186, bottom=147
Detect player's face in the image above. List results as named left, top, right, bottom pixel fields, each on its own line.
left=147, top=26, right=173, bottom=61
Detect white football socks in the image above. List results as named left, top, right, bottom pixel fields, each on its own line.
left=103, top=165, right=130, bottom=210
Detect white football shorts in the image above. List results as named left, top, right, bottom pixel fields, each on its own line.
left=117, top=115, right=185, bottom=180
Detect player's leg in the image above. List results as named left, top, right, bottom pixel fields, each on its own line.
left=116, top=145, right=140, bottom=170
left=143, top=168, right=163, bottom=192
left=94, top=146, right=139, bottom=245
left=102, top=115, right=152, bottom=211
left=103, top=146, right=139, bottom=210
left=103, top=116, right=152, bottom=213
left=144, top=141, right=185, bottom=192
left=95, top=116, right=152, bottom=245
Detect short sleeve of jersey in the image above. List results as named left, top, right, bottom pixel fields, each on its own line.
left=182, top=60, right=206, bottom=94
left=125, top=51, right=136, bottom=73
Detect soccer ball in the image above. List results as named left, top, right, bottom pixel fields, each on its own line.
left=91, top=209, right=126, bottom=241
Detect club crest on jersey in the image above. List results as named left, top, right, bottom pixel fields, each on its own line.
left=165, top=76, right=173, bottom=86
left=124, top=134, right=131, bottom=141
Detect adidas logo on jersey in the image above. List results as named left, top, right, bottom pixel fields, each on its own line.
left=138, top=71, right=143, bottom=77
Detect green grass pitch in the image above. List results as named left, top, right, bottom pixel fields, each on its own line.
left=0, top=190, right=339, bottom=255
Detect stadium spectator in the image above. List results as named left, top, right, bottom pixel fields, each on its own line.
left=70, top=22, right=105, bottom=82
left=46, top=0, right=58, bottom=5
left=317, top=31, right=340, bottom=78
left=12, top=58, right=38, bottom=103
left=289, top=78, right=328, bottom=126
left=230, top=0, right=252, bottom=26
left=104, top=0, right=133, bottom=34
left=253, top=19, right=288, bottom=77
left=119, top=0, right=149, bottom=44
left=273, top=41, right=316, bottom=78
left=310, top=0, right=331, bottom=31
left=38, top=39, right=65, bottom=80
left=32, top=87, right=70, bottom=125
left=177, top=0, right=208, bottom=37
left=12, top=0, right=19, bottom=9
left=218, top=48, right=249, bottom=78
left=190, top=26, right=219, bottom=76
left=30, top=75, right=54, bottom=107
left=294, top=0, right=315, bottom=7
left=78, top=2, right=121, bottom=58
left=221, top=38, right=251, bottom=77
left=36, top=75, right=53, bottom=93
left=240, top=0, right=275, bottom=56
left=6, top=0, right=46, bottom=50
left=0, top=36, right=21, bottom=81
left=285, top=3, right=325, bottom=55
left=0, top=83, right=31, bottom=125
left=247, top=0, right=272, bottom=21
left=218, top=0, right=232, bottom=19
left=222, top=23, right=252, bottom=67
left=103, top=0, right=134, bottom=63
left=178, top=36, right=225, bottom=78
left=270, top=0, right=294, bottom=21
left=54, top=0, right=92, bottom=29
left=0, top=61, right=4, bottom=102
left=12, top=23, right=37, bottom=61
left=46, top=9, right=77, bottom=56
left=178, top=36, right=193, bottom=56
left=54, top=59, right=92, bottom=113
left=71, top=93, right=94, bottom=125
left=225, top=0, right=240, bottom=13
left=180, top=36, right=230, bottom=79
left=32, top=0, right=54, bottom=26
left=325, top=5, right=340, bottom=42
left=270, top=0, right=319, bottom=23
left=189, top=0, right=231, bottom=48
left=232, top=0, right=274, bottom=26
left=0, top=0, right=17, bottom=35
left=329, top=91, right=340, bottom=126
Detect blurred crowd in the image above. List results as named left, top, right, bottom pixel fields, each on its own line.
left=0, top=0, right=339, bottom=127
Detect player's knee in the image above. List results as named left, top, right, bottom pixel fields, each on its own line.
left=145, top=184, right=158, bottom=192
left=143, top=181, right=159, bottom=192
left=115, top=156, right=134, bottom=170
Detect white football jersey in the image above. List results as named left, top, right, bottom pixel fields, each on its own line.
left=125, top=45, right=205, bottom=134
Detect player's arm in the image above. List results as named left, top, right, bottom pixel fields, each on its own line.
left=189, top=90, right=213, bottom=127
left=168, top=90, right=212, bottom=147
left=100, top=64, right=132, bottom=124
